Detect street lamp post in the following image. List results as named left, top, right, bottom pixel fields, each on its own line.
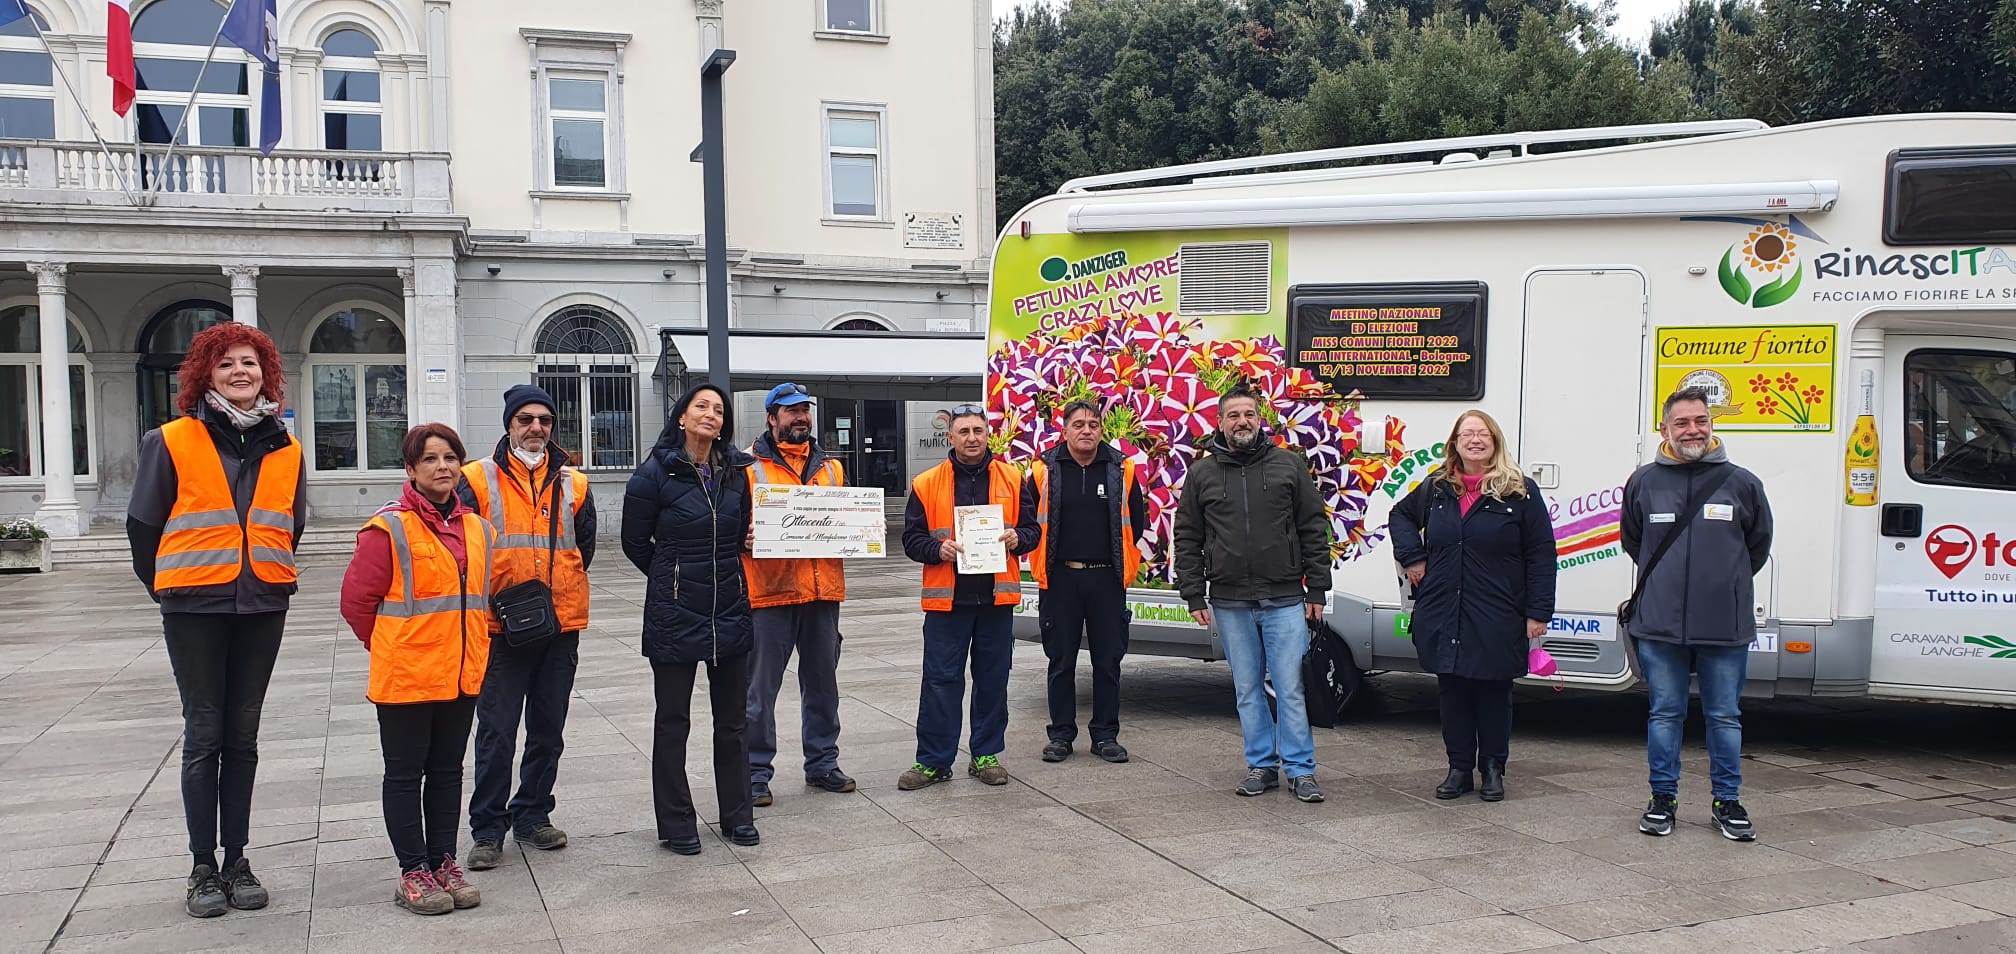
left=700, top=49, right=736, bottom=392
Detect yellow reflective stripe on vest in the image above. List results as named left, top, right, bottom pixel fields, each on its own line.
left=484, top=460, right=578, bottom=552
left=156, top=548, right=241, bottom=571
left=751, top=459, right=772, bottom=484
left=162, top=509, right=239, bottom=533
left=375, top=514, right=489, bottom=618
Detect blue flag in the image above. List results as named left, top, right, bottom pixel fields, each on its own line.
left=220, top=0, right=280, bottom=154
left=0, top=1, right=32, bottom=28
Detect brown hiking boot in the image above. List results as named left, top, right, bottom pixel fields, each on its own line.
left=393, top=868, right=453, bottom=915
left=434, top=855, right=481, bottom=909
left=897, top=763, right=952, bottom=791
left=968, top=755, right=1009, bottom=786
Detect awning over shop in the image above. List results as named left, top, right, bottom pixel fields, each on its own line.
left=655, top=328, right=985, bottom=401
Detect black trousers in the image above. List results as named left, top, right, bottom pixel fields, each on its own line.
left=1040, top=567, right=1130, bottom=744
left=469, top=631, right=579, bottom=843
left=1437, top=675, right=1513, bottom=772
left=162, top=611, right=286, bottom=863
left=377, top=697, right=477, bottom=872
left=652, top=654, right=753, bottom=842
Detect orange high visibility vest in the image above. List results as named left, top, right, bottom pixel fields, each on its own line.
left=463, top=457, right=591, bottom=632
left=155, top=415, right=300, bottom=592
left=1029, top=455, right=1141, bottom=590
left=741, top=453, right=848, bottom=608
left=914, top=459, right=1023, bottom=612
left=364, top=508, right=494, bottom=704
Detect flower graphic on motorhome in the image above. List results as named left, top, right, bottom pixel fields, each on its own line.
left=1748, top=371, right=1823, bottom=425
left=1719, top=222, right=1804, bottom=308
left=1742, top=223, right=1796, bottom=273
left=987, top=311, right=1411, bottom=587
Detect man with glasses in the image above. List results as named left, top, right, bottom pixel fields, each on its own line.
left=1025, top=400, right=1147, bottom=764
left=897, top=403, right=1039, bottom=790
left=741, top=383, right=856, bottom=809
left=461, top=383, right=596, bottom=870
left=1174, top=386, right=1331, bottom=804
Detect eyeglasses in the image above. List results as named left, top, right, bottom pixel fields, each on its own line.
left=514, top=414, right=556, bottom=427
left=942, top=403, right=985, bottom=418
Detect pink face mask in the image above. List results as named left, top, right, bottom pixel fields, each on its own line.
left=1527, top=647, right=1559, bottom=678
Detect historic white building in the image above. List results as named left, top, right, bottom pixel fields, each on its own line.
left=0, top=0, right=993, bottom=537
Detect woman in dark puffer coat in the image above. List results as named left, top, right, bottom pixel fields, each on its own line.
left=622, top=383, right=759, bottom=854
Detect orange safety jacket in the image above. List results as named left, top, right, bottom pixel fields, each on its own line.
left=914, top=459, right=1024, bottom=612
left=464, top=456, right=591, bottom=632
left=742, top=451, right=848, bottom=608
left=155, top=415, right=301, bottom=591
left=1028, top=455, right=1141, bottom=590
left=364, top=508, right=494, bottom=704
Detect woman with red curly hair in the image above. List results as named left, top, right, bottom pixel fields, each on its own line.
left=125, top=322, right=306, bottom=920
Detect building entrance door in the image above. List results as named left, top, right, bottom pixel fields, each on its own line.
left=819, top=398, right=906, bottom=497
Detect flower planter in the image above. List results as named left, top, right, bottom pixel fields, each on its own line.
left=0, top=538, right=51, bottom=573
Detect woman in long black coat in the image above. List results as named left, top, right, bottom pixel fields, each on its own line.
left=1390, top=409, right=1557, bottom=802
left=622, top=383, right=759, bottom=854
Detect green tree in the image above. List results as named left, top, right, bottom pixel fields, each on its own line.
left=1716, top=0, right=2016, bottom=124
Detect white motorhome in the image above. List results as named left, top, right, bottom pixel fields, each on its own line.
left=985, top=114, right=2016, bottom=718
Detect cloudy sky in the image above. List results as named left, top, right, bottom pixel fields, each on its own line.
left=988, top=0, right=1680, bottom=47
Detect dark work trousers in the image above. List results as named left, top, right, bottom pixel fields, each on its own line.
left=1040, top=567, right=1130, bottom=745
left=469, top=631, right=580, bottom=843
left=652, top=654, right=754, bottom=842
left=377, top=696, right=477, bottom=873
left=916, top=605, right=1014, bottom=770
left=161, top=611, right=286, bottom=866
left=1436, top=674, right=1514, bottom=772
left=745, top=602, right=843, bottom=785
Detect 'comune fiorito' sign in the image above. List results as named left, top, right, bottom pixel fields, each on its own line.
left=1287, top=282, right=1488, bottom=400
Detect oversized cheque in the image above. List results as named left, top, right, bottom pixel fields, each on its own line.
left=751, top=484, right=887, bottom=558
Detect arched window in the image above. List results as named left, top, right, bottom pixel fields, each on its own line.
left=0, top=11, right=55, bottom=140
left=133, top=0, right=251, bottom=147
left=137, top=300, right=229, bottom=431
left=0, top=304, right=89, bottom=478
left=308, top=307, right=406, bottom=472
left=534, top=304, right=637, bottom=468
left=320, top=28, right=381, bottom=151
left=833, top=317, right=888, bottom=332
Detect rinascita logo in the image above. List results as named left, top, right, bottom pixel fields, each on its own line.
left=1720, top=223, right=1802, bottom=308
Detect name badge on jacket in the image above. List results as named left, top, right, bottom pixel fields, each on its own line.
left=1704, top=504, right=1734, bottom=521
left=1096, top=484, right=1107, bottom=498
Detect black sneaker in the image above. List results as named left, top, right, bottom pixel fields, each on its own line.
left=519, top=824, right=568, bottom=851
left=1289, top=775, right=1324, bottom=803
left=1639, top=794, right=1678, bottom=836
left=807, top=769, right=857, bottom=793
left=752, top=781, right=774, bottom=807
left=1092, top=740, right=1129, bottom=763
left=728, top=825, right=761, bottom=847
left=1041, top=740, right=1071, bottom=763
left=220, top=858, right=267, bottom=911
left=467, top=838, right=503, bottom=870
left=185, top=865, right=227, bottom=918
left=1235, top=767, right=1279, bottom=797
left=1712, top=799, right=1756, bottom=841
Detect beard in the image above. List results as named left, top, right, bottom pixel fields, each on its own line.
left=1227, top=427, right=1261, bottom=449
left=1672, top=437, right=1709, bottom=461
left=778, top=423, right=812, bottom=444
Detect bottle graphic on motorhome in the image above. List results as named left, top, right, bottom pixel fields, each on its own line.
left=1845, top=370, right=1879, bottom=506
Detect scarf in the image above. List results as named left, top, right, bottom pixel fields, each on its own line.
left=512, top=446, right=547, bottom=471
left=203, top=390, right=279, bottom=430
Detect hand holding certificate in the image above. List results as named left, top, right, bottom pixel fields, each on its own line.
left=951, top=505, right=1010, bottom=574
left=751, top=484, right=887, bottom=558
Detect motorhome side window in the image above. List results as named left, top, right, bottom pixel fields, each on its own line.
left=1884, top=147, right=2016, bottom=246
left=1285, top=282, right=1488, bottom=400
left=1905, top=350, right=2016, bottom=492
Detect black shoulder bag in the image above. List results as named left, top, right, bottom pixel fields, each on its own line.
left=1616, top=465, right=1737, bottom=629
left=493, top=474, right=564, bottom=648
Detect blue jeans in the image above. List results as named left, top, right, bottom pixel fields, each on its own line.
left=1214, top=602, right=1316, bottom=776
left=915, top=605, right=1014, bottom=770
left=746, top=602, right=844, bottom=784
left=469, top=632, right=579, bottom=843
left=1637, top=639, right=1748, bottom=801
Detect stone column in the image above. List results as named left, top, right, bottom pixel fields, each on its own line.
left=399, top=266, right=419, bottom=427
left=224, top=265, right=259, bottom=327
left=27, top=262, right=81, bottom=538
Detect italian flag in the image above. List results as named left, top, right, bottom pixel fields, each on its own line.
left=107, top=0, right=133, bottom=117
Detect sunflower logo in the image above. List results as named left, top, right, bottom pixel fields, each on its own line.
left=1742, top=224, right=1796, bottom=273
left=1720, top=222, right=1803, bottom=308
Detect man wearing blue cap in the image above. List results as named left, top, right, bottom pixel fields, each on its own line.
left=740, top=383, right=855, bottom=807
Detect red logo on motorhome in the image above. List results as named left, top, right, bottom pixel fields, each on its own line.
left=1926, top=525, right=1978, bottom=579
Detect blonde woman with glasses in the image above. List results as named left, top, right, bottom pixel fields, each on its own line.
left=1389, top=410, right=1557, bottom=802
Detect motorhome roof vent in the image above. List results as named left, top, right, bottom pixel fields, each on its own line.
left=1177, top=241, right=1271, bottom=315
left=1438, top=152, right=1480, bottom=164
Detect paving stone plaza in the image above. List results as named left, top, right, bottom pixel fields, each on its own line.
left=5, top=553, right=2016, bottom=953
